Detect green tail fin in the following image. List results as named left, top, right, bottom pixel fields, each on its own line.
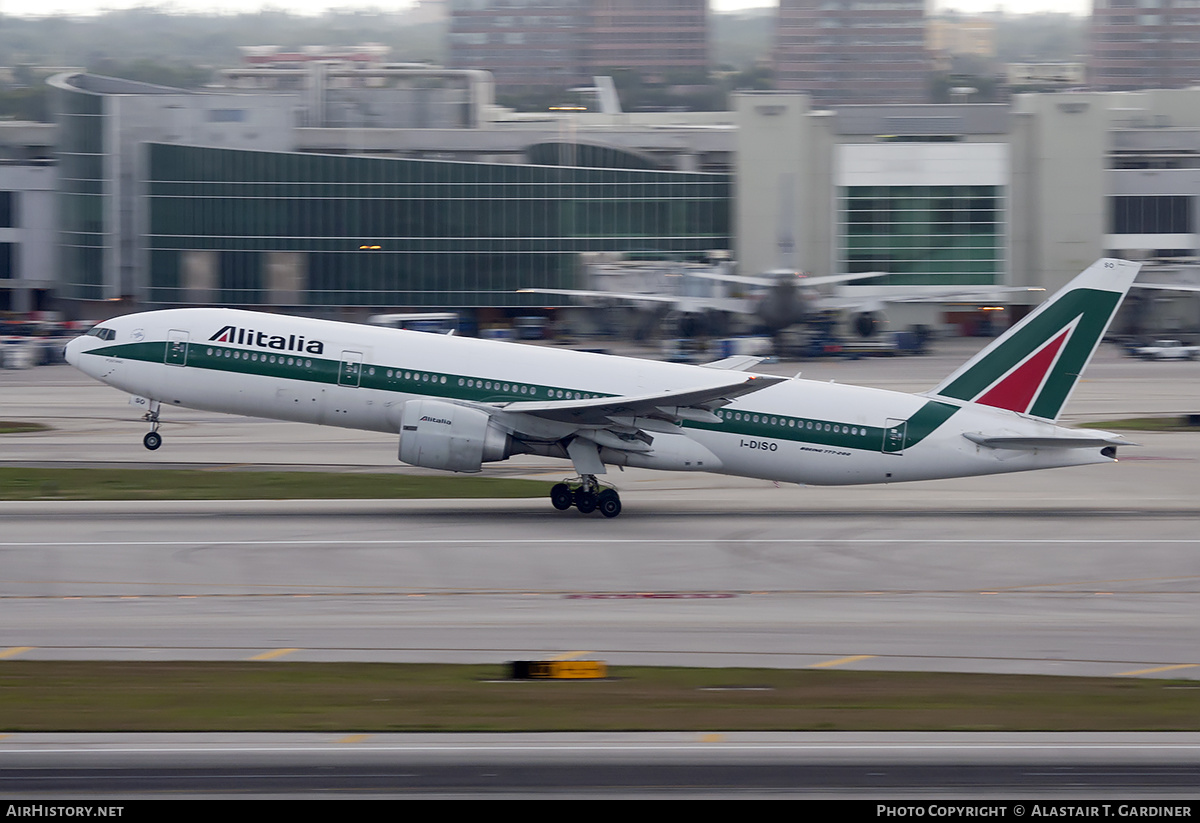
left=929, top=258, right=1141, bottom=421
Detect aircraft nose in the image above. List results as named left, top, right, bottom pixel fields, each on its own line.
left=64, top=335, right=86, bottom=368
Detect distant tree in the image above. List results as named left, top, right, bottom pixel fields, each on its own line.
left=711, top=8, right=775, bottom=71
left=994, top=13, right=1086, bottom=63
left=0, top=9, right=446, bottom=74
left=89, top=59, right=214, bottom=90
left=0, top=86, right=49, bottom=121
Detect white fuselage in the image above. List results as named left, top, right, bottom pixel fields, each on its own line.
left=65, top=307, right=1115, bottom=485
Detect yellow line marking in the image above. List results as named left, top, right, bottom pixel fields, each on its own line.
left=339, top=734, right=371, bottom=744
left=699, top=733, right=725, bottom=743
left=1117, top=664, right=1198, bottom=677
left=0, top=647, right=34, bottom=659
left=810, top=655, right=875, bottom=669
left=248, top=648, right=300, bottom=661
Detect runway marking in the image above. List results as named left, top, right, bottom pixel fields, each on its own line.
left=8, top=538, right=1200, bottom=547
left=338, top=734, right=372, bottom=744
left=248, top=648, right=300, bottom=661
left=3, top=582, right=1198, bottom=600
left=809, top=655, right=875, bottom=669
left=1116, top=664, right=1198, bottom=677
left=0, top=647, right=34, bottom=659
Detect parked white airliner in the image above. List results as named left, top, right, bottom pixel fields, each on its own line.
left=65, top=258, right=1140, bottom=517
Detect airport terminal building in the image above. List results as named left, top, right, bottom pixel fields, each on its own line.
left=17, top=71, right=1200, bottom=333
left=49, top=72, right=730, bottom=314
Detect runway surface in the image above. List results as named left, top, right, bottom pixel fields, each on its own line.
left=2, top=498, right=1199, bottom=677
left=3, top=350, right=1200, bottom=797
left=2, top=353, right=1200, bottom=675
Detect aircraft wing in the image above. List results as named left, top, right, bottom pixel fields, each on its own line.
left=1130, top=282, right=1200, bottom=293
left=701, top=355, right=767, bottom=371
left=517, top=287, right=748, bottom=314
left=477, top=373, right=784, bottom=472
left=818, top=285, right=1044, bottom=310
left=492, top=374, right=784, bottom=426
left=687, top=270, right=886, bottom=288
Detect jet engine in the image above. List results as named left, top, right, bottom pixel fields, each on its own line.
left=398, top=398, right=511, bottom=473
left=853, top=310, right=879, bottom=338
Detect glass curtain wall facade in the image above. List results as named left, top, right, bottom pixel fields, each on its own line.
left=838, top=185, right=1005, bottom=285
left=145, top=144, right=730, bottom=307
left=55, top=82, right=108, bottom=301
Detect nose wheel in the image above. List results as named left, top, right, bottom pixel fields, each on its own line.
left=550, top=476, right=622, bottom=518
left=141, top=401, right=163, bottom=450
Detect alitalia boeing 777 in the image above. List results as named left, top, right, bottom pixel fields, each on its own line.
left=65, top=258, right=1141, bottom=518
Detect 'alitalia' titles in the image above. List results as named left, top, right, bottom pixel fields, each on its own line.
left=209, top=325, right=325, bottom=355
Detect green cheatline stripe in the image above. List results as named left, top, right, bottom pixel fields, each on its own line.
left=935, top=287, right=1120, bottom=420
left=83, top=342, right=959, bottom=452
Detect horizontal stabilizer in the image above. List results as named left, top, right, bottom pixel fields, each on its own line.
left=964, top=432, right=1132, bottom=450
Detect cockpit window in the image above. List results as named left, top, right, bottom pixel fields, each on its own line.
left=86, top=327, right=116, bottom=341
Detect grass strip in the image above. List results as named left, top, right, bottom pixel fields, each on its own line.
left=0, top=467, right=549, bottom=501
left=0, top=662, right=1197, bottom=732
left=0, top=421, right=50, bottom=434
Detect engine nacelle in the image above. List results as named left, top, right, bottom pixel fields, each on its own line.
left=398, top=399, right=511, bottom=473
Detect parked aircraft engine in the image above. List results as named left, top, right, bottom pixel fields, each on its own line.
left=398, top=398, right=511, bottom=473
left=853, top=311, right=880, bottom=338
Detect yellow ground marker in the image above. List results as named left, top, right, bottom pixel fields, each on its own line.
left=339, top=734, right=371, bottom=744
left=1116, top=663, right=1198, bottom=677
left=810, top=654, right=876, bottom=669
left=0, top=647, right=34, bottom=659
left=248, top=648, right=300, bottom=661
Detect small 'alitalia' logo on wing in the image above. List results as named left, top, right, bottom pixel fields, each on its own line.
left=209, top=325, right=325, bottom=355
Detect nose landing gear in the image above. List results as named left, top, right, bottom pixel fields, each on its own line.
left=141, top=401, right=163, bottom=450
left=550, top=476, right=622, bottom=518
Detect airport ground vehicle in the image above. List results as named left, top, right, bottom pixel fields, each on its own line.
left=1133, top=339, right=1199, bottom=360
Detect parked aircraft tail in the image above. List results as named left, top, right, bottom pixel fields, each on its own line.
left=927, top=258, right=1141, bottom=422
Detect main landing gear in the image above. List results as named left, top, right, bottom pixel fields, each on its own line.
left=142, top=401, right=162, bottom=451
left=550, top=476, right=622, bottom=518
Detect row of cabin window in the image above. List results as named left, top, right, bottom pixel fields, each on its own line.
left=380, top=371, right=601, bottom=400
left=717, top=409, right=869, bottom=437
left=206, top=347, right=312, bottom=368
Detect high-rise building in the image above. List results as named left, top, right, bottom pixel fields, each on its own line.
left=585, top=0, right=708, bottom=83
left=774, top=0, right=932, bottom=105
left=448, top=1, right=588, bottom=91
left=1089, top=0, right=1200, bottom=92
left=447, top=0, right=707, bottom=93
